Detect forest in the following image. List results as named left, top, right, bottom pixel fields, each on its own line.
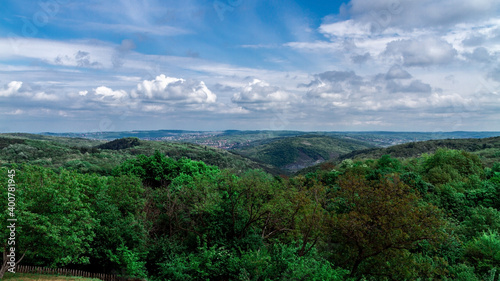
left=1, top=134, right=500, bottom=280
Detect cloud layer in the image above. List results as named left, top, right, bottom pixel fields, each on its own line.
left=0, top=0, right=499, bottom=132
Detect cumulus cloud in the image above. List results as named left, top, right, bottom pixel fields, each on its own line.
left=0, top=81, right=59, bottom=101
left=351, top=52, right=371, bottom=64
left=386, top=80, right=432, bottom=93
left=488, top=68, right=500, bottom=83
left=232, top=79, right=293, bottom=111
left=427, top=92, right=473, bottom=108
left=301, top=71, right=364, bottom=99
left=384, top=37, right=457, bottom=66
left=55, top=50, right=101, bottom=68
left=385, top=65, right=412, bottom=79
left=93, top=86, right=128, bottom=99
left=308, top=0, right=499, bottom=73
left=133, top=74, right=217, bottom=104
left=464, top=47, right=495, bottom=63
left=299, top=69, right=461, bottom=114
left=0, top=81, right=23, bottom=97
left=32, top=92, right=60, bottom=101
left=462, top=34, right=487, bottom=46
left=347, top=0, right=500, bottom=31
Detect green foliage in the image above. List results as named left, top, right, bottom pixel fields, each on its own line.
left=0, top=165, right=96, bottom=268
left=233, top=135, right=372, bottom=173
left=422, top=149, right=484, bottom=186
left=155, top=242, right=348, bottom=281
left=267, top=244, right=348, bottom=281
left=0, top=134, right=277, bottom=176
left=87, top=175, right=147, bottom=277
left=113, top=151, right=219, bottom=188
left=107, top=244, right=147, bottom=278
left=460, top=207, right=500, bottom=240
left=0, top=137, right=25, bottom=149
left=466, top=230, right=500, bottom=276
left=328, top=171, right=446, bottom=279
left=400, top=171, right=434, bottom=194
left=97, top=137, right=141, bottom=150
left=366, top=154, right=402, bottom=180
left=446, top=263, right=481, bottom=281
left=2, top=133, right=500, bottom=280
left=333, top=136, right=500, bottom=169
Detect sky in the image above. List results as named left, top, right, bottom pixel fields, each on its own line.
left=0, top=0, right=499, bottom=133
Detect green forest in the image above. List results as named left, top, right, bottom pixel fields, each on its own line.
left=2, top=134, right=500, bottom=280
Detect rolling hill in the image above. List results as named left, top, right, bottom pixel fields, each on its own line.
left=230, top=134, right=374, bottom=173
left=0, top=134, right=282, bottom=175
left=297, top=136, right=500, bottom=174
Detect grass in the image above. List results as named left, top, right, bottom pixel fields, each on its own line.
left=2, top=273, right=100, bottom=281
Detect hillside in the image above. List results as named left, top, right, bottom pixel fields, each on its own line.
left=0, top=134, right=282, bottom=175
left=298, top=136, right=500, bottom=174
left=42, top=130, right=500, bottom=149
left=230, top=134, right=373, bottom=173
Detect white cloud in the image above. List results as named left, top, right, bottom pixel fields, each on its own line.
left=0, top=81, right=58, bottom=101
left=133, top=74, right=217, bottom=104
left=232, top=79, right=295, bottom=111
left=142, top=104, right=167, bottom=112
left=384, top=37, right=457, bottom=66
left=0, top=38, right=114, bottom=68
left=347, top=0, right=500, bottom=31
left=0, top=81, right=22, bottom=97
left=94, top=86, right=128, bottom=99
left=302, top=71, right=364, bottom=99
left=385, top=65, right=412, bottom=79
left=33, top=92, right=60, bottom=101
left=386, top=80, right=432, bottom=93
left=319, top=19, right=371, bottom=38
left=82, top=22, right=188, bottom=37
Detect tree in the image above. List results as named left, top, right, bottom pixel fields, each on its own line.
left=85, top=175, right=147, bottom=277
left=328, top=171, right=446, bottom=279
left=0, top=165, right=96, bottom=278
left=465, top=230, right=500, bottom=276
left=422, top=149, right=484, bottom=186
left=113, top=151, right=218, bottom=188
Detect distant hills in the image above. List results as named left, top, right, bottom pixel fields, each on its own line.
left=231, top=135, right=373, bottom=173
left=40, top=130, right=500, bottom=148
left=338, top=136, right=500, bottom=166
left=297, top=136, right=500, bottom=175
left=0, top=133, right=282, bottom=175
left=2, top=131, right=500, bottom=176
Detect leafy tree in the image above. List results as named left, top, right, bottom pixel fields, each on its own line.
left=85, top=175, right=147, bottom=277
left=460, top=206, right=500, bottom=240
left=0, top=165, right=96, bottom=278
left=422, top=149, right=484, bottom=186
left=113, top=151, right=218, bottom=188
left=97, top=137, right=140, bottom=150
left=465, top=230, right=500, bottom=276
left=328, top=171, right=446, bottom=278
left=366, top=154, right=402, bottom=180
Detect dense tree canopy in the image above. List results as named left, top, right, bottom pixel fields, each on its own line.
left=1, top=148, right=500, bottom=280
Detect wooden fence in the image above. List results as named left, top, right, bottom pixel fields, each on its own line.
left=16, top=265, right=143, bottom=281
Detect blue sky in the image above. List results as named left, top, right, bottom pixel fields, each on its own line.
left=0, top=0, right=499, bottom=133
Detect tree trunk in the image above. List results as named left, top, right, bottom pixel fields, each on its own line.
left=0, top=247, right=27, bottom=279
left=0, top=248, right=10, bottom=279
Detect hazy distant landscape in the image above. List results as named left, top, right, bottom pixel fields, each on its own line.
left=42, top=129, right=500, bottom=148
